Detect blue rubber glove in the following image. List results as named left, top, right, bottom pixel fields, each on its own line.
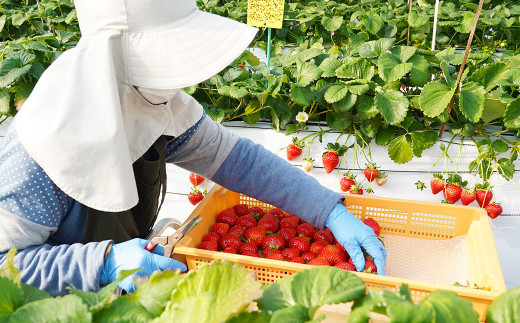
left=325, top=203, right=387, bottom=275
left=100, top=238, right=187, bottom=292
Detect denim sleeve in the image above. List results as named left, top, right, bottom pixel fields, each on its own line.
left=212, top=137, right=344, bottom=229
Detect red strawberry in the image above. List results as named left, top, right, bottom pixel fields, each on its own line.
left=258, top=214, right=279, bottom=233
left=280, top=216, right=300, bottom=230
left=220, top=233, right=241, bottom=250
left=363, top=218, right=381, bottom=236
left=245, top=225, right=267, bottom=246
left=240, top=241, right=258, bottom=254
left=281, top=247, right=301, bottom=260
left=430, top=174, right=445, bottom=194
left=216, top=208, right=237, bottom=226
left=363, top=164, right=379, bottom=182
left=476, top=189, right=493, bottom=208
left=460, top=189, right=477, bottom=206
left=233, top=204, right=250, bottom=217
left=310, top=239, right=329, bottom=255
left=248, top=207, right=264, bottom=219
left=202, top=232, right=220, bottom=242
left=443, top=184, right=462, bottom=204
left=335, top=261, right=356, bottom=271
left=313, top=230, right=335, bottom=244
left=308, top=257, right=330, bottom=266
left=265, top=253, right=284, bottom=261
left=222, top=247, right=238, bottom=254
left=301, top=252, right=317, bottom=262
left=189, top=172, right=205, bottom=186
left=375, top=172, right=387, bottom=186
left=236, top=214, right=257, bottom=230
left=188, top=187, right=203, bottom=205
left=289, top=257, right=306, bottom=264
left=340, top=173, right=356, bottom=192
left=286, top=144, right=303, bottom=161
left=262, top=248, right=281, bottom=258
left=301, top=158, right=314, bottom=173
left=241, top=251, right=260, bottom=257
left=198, top=240, right=218, bottom=251
left=277, top=228, right=297, bottom=243
left=211, top=223, right=229, bottom=237
left=363, top=259, right=377, bottom=273
left=319, top=244, right=347, bottom=265
left=262, top=235, right=285, bottom=250
left=485, top=203, right=502, bottom=219
left=289, top=236, right=311, bottom=253
left=349, top=184, right=363, bottom=195
left=297, top=223, right=316, bottom=238
left=228, top=225, right=245, bottom=237
left=322, top=151, right=339, bottom=174
left=266, top=208, right=285, bottom=221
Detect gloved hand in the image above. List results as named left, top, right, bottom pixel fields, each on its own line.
left=100, top=238, right=187, bottom=292
left=326, top=203, right=387, bottom=275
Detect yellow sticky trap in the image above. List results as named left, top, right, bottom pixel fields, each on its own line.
left=247, top=0, right=285, bottom=29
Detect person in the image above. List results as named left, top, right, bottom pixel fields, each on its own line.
left=0, top=0, right=386, bottom=296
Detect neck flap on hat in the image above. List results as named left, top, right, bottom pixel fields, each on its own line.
left=14, top=0, right=257, bottom=212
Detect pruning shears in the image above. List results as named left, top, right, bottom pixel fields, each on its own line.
left=145, top=214, right=202, bottom=257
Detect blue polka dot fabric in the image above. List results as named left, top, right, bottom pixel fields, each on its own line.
left=0, top=125, right=71, bottom=227
left=165, top=113, right=205, bottom=159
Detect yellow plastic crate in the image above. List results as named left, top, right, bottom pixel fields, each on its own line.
left=174, top=185, right=506, bottom=321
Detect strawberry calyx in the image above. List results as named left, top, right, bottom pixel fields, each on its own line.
left=323, top=142, right=347, bottom=157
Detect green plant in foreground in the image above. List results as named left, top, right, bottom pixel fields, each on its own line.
left=1, top=248, right=520, bottom=322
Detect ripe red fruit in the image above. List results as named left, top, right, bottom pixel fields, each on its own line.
left=228, top=225, right=245, bottom=237
left=363, top=164, right=379, bottom=182
left=202, top=232, right=220, bottom=242
left=280, top=216, right=300, bottom=230
left=241, top=251, right=260, bottom=257
left=297, top=223, right=316, bottom=238
left=220, top=233, right=241, bottom=250
left=322, top=151, right=339, bottom=173
left=313, top=230, right=335, bottom=244
left=265, top=208, right=285, bottom=221
left=485, top=203, right=503, bottom=219
left=262, top=235, right=286, bottom=250
left=239, top=241, right=258, bottom=254
left=233, top=204, right=250, bottom=217
left=188, top=187, right=203, bottom=205
left=258, top=214, right=279, bottom=233
left=289, top=236, right=311, bottom=253
left=189, top=173, right=205, bottom=186
left=308, top=257, right=330, bottom=266
left=476, top=189, right=493, bottom=208
left=301, top=252, right=317, bottom=262
left=460, top=189, right=477, bottom=206
left=211, top=223, right=229, bottom=237
left=277, top=228, right=297, bottom=243
left=340, top=173, right=356, bottom=192
left=265, top=253, right=284, bottom=261
left=335, top=261, right=356, bottom=271
left=319, top=244, right=347, bottom=265
left=248, top=207, right=264, bottom=219
left=443, top=184, right=462, bottom=204
left=310, top=239, right=329, bottom=255
left=289, top=257, right=306, bottom=264
left=363, top=218, right=381, bottom=236
left=216, top=208, right=237, bottom=226
left=430, top=174, right=445, bottom=194
left=375, top=172, right=387, bottom=186
left=286, top=144, right=303, bottom=160
left=236, top=214, right=257, bottom=230
left=198, top=240, right=218, bottom=251
left=281, top=247, right=301, bottom=260
left=262, top=248, right=281, bottom=258
left=222, top=248, right=238, bottom=254
left=349, top=184, right=363, bottom=195
left=363, top=259, right=377, bottom=273
left=245, top=225, right=267, bottom=246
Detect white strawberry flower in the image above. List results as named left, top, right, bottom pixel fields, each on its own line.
left=296, top=112, right=309, bottom=123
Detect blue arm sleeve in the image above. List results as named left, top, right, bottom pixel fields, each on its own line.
left=212, top=137, right=344, bottom=229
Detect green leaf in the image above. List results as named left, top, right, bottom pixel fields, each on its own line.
left=243, top=111, right=261, bottom=125
left=291, top=85, right=315, bottom=106
left=388, top=134, right=414, bottom=163
left=93, top=296, right=152, bottom=323
left=0, top=277, right=24, bottom=321
left=468, top=62, right=509, bottom=91
left=267, top=97, right=291, bottom=131
left=411, top=131, right=438, bottom=157
left=390, top=46, right=417, bottom=62
left=55, top=30, right=76, bottom=43
left=21, top=284, right=50, bottom=305
left=217, top=85, right=248, bottom=99
left=336, top=57, right=375, bottom=80
left=492, top=140, right=509, bottom=153
left=459, top=82, right=486, bottom=123
left=419, top=81, right=455, bottom=117
left=498, top=159, right=515, bottom=180
left=377, top=52, right=413, bottom=82
left=333, top=93, right=357, bottom=112
left=454, top=12, right=475, bottom=33
left=10, top=13, right=27, bottom=27
left=223, top=69, right=245, bottom=83
left=0, top=249, right=19, bottom=282
left=132, top=270, right=184, bottom=317
left=0, top=60, right=32, bottom=88
left=408, top=55, right=429, bottom=86
left=420, top=290, right=479, bottom=322
left=227, top=311, right=272, bottom=323
left=296, top=61, right=322, bottom=87
left=375, top=90, right=409, bottom=125
left=362, top=14, right=383, bottom=35
left=322, top=15, right=343, bottom=32
left=257, top=266, right=365, bottom=315
left=504, top=98, right=520, bottom=130
left=319, top=57, right=342, bottom=78
left=487, top=286, right=520, bottom=323
left=440, top=61, right=456, bottom=88
left=482, top=97, right=507, bottom=123
left=324, top=84, right=349, bottom=104
left=356, top=95, right=378, bottom=120
left=358, top=38, right=395, bottom=58
left=360, top=120, right=377, bottom=138
left=0, top=16, right=6, bottom=33
left=9, top=295, right=91, bottom=323
left=161, top=261, right=262, bottom=323
left=408, top=11, right=429, bottom=27
left=326, top=111, right=353, bottom=130
left=376, top=127, right=396, bottom=146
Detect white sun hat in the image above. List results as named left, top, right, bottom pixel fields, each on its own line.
left=14, top=0, right=258, bottom=212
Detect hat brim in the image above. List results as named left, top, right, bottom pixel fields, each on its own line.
left=126, top=10, right=258, bottom=89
